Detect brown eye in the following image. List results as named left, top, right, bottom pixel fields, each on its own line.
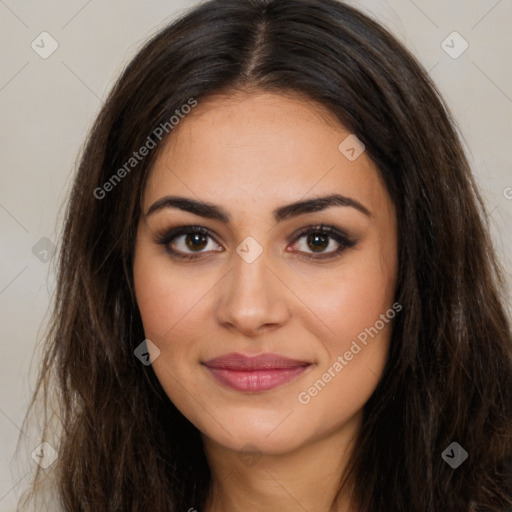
left=290, top=225, right=357, bottom=261
left=185, top=233, right=209, bottom=252
left=293, top=230, right=341, bottom=255
left=154, top=225, right=223, bottom=260
left=306, top=233, right=330, bottom=252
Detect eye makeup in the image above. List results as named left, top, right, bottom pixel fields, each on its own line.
left=152, top=223, right=357, bottom=262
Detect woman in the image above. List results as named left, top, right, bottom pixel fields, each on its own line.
left=18, top=0, right=512, bottom=510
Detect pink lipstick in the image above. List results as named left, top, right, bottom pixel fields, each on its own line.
left=202, top=352, right=312, bottom=392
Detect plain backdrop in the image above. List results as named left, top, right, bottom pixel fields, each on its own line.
left=1, top=0, right=511, bottom=509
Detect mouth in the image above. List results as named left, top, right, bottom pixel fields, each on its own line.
left=202, top=352, right=313, bottom=392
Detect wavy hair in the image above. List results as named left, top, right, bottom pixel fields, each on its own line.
left=18, top=0, right=512, bottom=510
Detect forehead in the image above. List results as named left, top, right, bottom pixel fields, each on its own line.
left=143, top=91, right=390, bottom=217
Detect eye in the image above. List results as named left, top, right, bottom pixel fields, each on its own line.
left=154, top=225, right=222, bottom=260
left=288, top=224, right=356, bottom=261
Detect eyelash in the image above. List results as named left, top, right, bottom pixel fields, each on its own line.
left=153, top=224, right=357, bottom=262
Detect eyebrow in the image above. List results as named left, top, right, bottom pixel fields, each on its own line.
left=144, top=193, right=371, bottom=223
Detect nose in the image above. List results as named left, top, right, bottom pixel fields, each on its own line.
left=215, top=249, right=291, bottom=337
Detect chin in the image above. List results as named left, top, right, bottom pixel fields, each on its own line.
left=213, top=429, right=306, bottom=456
left=197, top=412, right=308, bottom=456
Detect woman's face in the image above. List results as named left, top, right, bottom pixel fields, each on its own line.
left=133, top=91, right=398, bottom=455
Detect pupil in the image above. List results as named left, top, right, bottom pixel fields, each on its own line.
left=308, top=233, right=328, bottom=252
left=186, top=234, right=207, bottom=251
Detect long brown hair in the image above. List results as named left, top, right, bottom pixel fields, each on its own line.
left=17, top=0, right=512, bottom=510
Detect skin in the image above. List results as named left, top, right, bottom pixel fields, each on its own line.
left=133, top=91, right=398, bottom=512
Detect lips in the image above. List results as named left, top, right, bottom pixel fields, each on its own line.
left=202, top=352, right=312, bottom=392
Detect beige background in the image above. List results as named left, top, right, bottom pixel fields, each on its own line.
left=1, top=0, right=511, bottom=509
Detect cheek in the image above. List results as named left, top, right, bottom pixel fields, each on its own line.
left=297, top=244, right=397, bottom=354
left=293, top=255, right=397, bottom=433
left=133, top=249, right=206, bottom=404
left=133, top=256, right=175, bottom=342
left=133, top=244, right=210, bottom=343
